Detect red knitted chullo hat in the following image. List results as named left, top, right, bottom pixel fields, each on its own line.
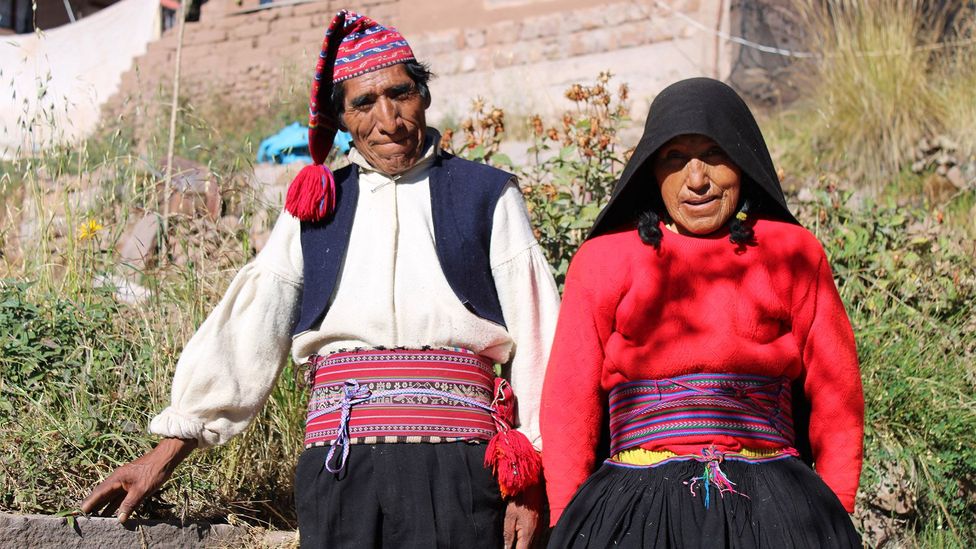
left=285, top=10, right=416, bottom=222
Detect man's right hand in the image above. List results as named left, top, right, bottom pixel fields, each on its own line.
left=80, top=437, right=197, bottom=523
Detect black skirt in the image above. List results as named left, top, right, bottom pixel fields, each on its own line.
left=549, top=456, right=860, bottom=549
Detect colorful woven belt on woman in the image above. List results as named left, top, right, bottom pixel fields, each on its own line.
left=608, top=373, right=798, bottom=508
left=608, top=373, right=796, bottom=456
left=304, top=348, right=501, bottom=471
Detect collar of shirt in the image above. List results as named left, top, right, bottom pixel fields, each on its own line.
left=347, top=128, right=442, bottom=187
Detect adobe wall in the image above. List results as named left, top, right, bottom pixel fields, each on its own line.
left=109, top=0, right=731, bottom=125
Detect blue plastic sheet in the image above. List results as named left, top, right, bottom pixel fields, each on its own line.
left=256, top=122, right=352, bottom=164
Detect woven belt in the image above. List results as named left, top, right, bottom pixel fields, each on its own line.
left=608, top=373, right=796, bottom=456
left=304, top=348, right=506, bottom=471
left=608, top=373, right=798, bottom=508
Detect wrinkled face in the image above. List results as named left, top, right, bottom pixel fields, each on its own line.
left=339, top=63, right=428, bottom=176
left=652, top=134, right=742, bottom=236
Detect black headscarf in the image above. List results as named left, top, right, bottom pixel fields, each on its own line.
left=588, top=77, right=799, bottom=240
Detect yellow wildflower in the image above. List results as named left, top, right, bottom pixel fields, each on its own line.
left=77, top=219, right=104, bottom=240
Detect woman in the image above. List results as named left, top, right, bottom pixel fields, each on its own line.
left=541, top=78, right=863, bottom=547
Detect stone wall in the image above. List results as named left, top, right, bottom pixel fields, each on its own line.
left=109, top=0, right=731, bottom=124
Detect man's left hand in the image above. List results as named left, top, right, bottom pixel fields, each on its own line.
left=503, top=483, right=543, bottom=549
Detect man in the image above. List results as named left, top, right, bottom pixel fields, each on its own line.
left=81, top=10, right=560, bottom=548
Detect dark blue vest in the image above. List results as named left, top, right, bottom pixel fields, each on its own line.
left=294, top=152, right=513, bottom=335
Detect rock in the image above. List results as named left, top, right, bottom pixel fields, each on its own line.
left=165, top=157, right=221, bottom=220
left=218, top=215, right=241, bottom=233
left=94, top=273, right=152, bottom=305
left=0, top=512, right=247, bottom=548
left=946, top=165, right=967, bottom=190
left=934, top=152, right=956, bottom=167
left=872, top=461, right=916, bottom=515
left=118, top=214, right=161, bottom=272
left=916, top=136, right=931, bottom=154
left=796, top=187, right=816, bottom=203
left=844, top=188, right=871, bottom=210
left=249, top=163, right=301, bottom=208
left=935, top=135, right=958, bottom=152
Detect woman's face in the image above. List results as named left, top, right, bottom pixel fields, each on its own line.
left=652, top=134, right=742, bottom=236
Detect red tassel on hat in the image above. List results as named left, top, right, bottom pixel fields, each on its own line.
left=285, top=164, right=336, bottom=222
left=484, top=378, right=542, bottom=498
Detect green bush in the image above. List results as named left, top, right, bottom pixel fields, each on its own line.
left=798, top=189, right=976, bottom=543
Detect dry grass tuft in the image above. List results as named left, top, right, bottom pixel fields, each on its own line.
left=786, top=0, right=975, bottom=184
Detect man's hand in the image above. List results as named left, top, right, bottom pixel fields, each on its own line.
left=80, top=437, right=197, bottom=523
left=503, top=482, right=544, bottom=549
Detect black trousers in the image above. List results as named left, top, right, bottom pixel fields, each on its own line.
left=295, top=443, right=506, bottom=548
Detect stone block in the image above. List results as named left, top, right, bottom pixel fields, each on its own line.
left=578, top=8, right=602, bottom=31
left=568, top=34, right=585, bottom=57
left=362, top=3, right=396, bottom=23
left=616, top=21, right=649, bottom=49
left=199, top=0, right=237, bottom=19
left=459, top=53, right=477, bottom=73
left=185, top=54, right=231, bottom=81
left=559, top=10, right=583, bottom=33
left=179, top=44, right=213, bottom=64
left=525, top=41, right=546, bottom=64
left=118, top=213, right=160, bottom=271
left=540, top=39, right=564, bottom=61
left=463, top=28, right=486, bottom=49
left=485, top=20, right=518, bottom=46
left=230, top=20, right=270, bottom=40
left=259, top=31, right=300, bottom=52
left=533, top=13, right=561, bottom=38
left=296, top=26, right=328, bottom=49
left=491, top=48, right=516, bottom=69
left=272, top=15, right=315, bottom=34
left=257, top=7, right=281, bottom=22
left=184, top=27, right=228, bottom=46
left=0, top=513, right=243, bottom=548
left=294, top=0, right=330, bottom=17
left=624, top=2, right=652, bottom=21
left=577, top=28, right=612, bottom=56
left=414, top=29, right=462, bottom=56
left=429, top=53, right=460, bottom=75
left=519, top=19, right=543, bottom=41
left=602, top=3, right=629, bottom=26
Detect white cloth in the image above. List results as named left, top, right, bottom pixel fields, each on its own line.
left=150, top=131, right=561, bottom=449
left=0, top=0, right=160, bottom=159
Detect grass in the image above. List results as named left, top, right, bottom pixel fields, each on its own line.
left=775, top=0, right=976, bottom=186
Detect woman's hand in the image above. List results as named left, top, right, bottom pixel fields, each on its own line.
left=503, top=482, right=544, bottom=549
left=80, top=437, right=197, bottom=522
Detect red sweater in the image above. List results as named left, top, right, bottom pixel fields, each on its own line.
left=541, top=218, right=863, bottom=524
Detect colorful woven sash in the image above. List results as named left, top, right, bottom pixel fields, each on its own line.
left=608, top=373, right=796, bottom=456
left=304, top=348, right=501, bottom=470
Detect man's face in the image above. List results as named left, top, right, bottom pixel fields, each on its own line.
left=339, top=64, right=429, bottom=176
